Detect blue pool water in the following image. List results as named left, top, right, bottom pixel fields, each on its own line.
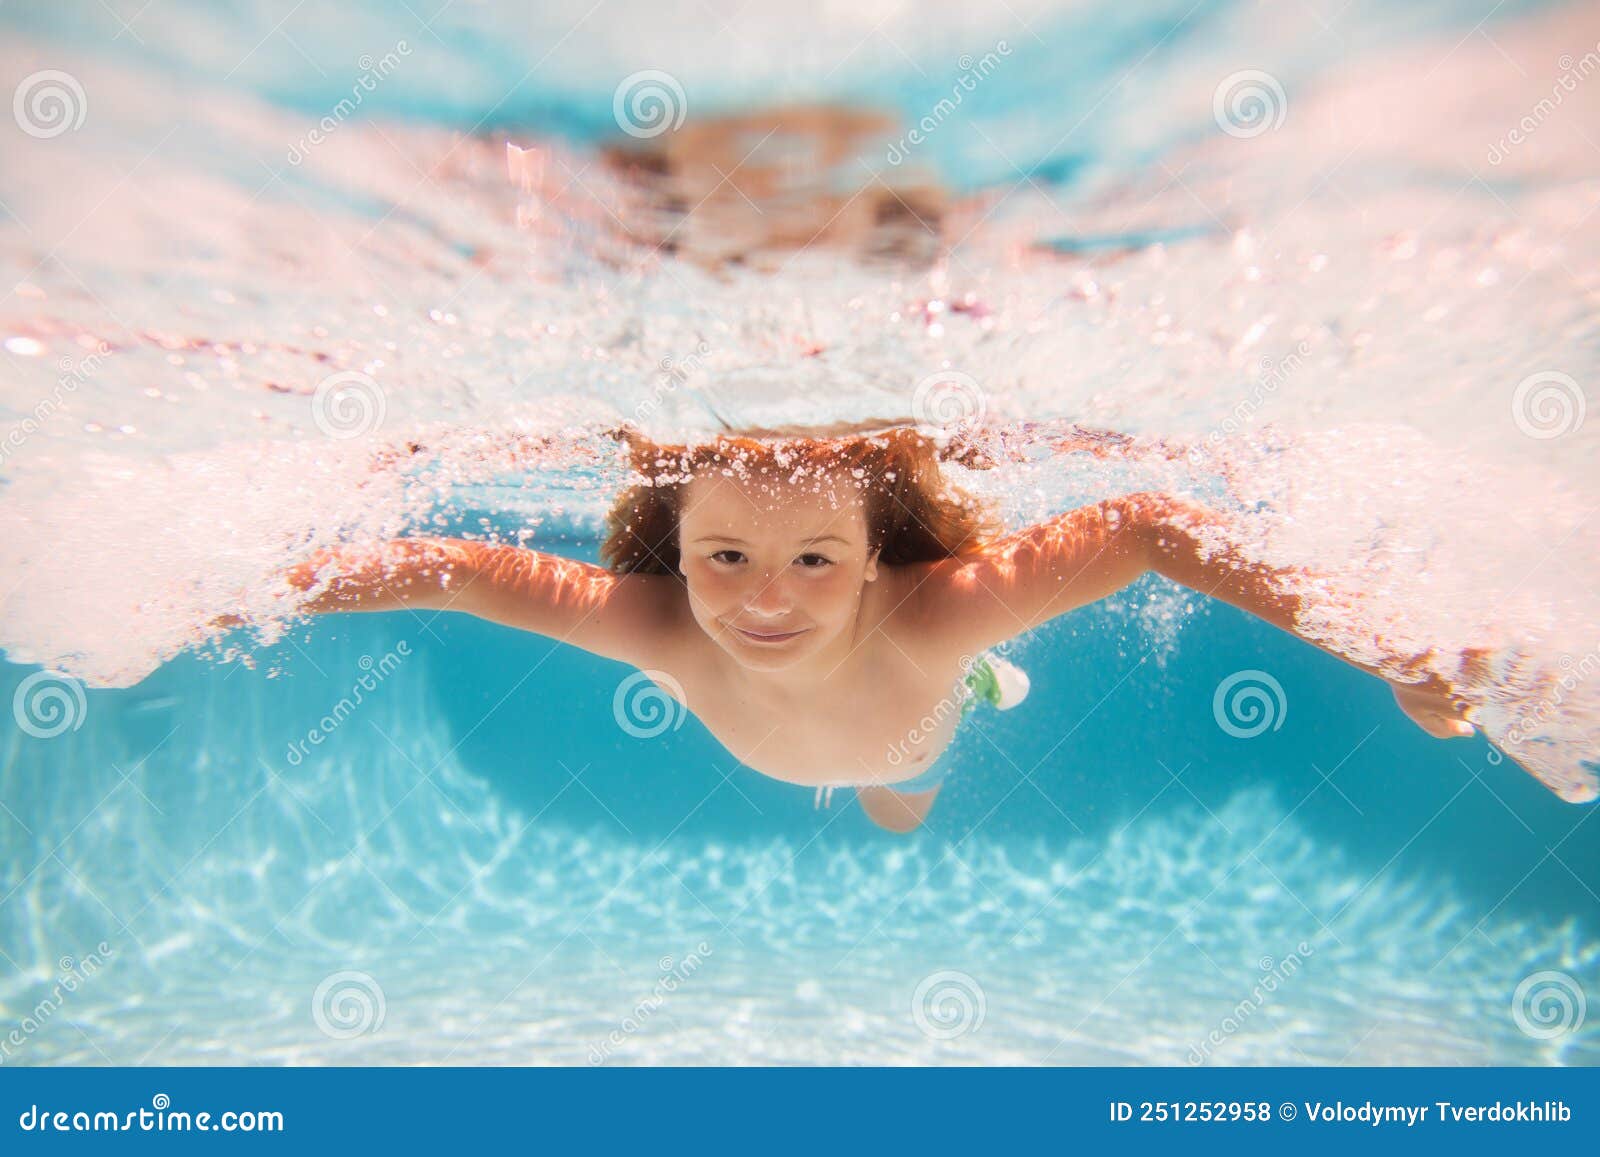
left=1, top=0, right=1597, bottom=1064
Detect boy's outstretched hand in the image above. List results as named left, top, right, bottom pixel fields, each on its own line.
left=1390, top=680, right=1475, bottom=739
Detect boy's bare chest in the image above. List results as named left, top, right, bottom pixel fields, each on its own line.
left=677, top=658, right=968, bottom=787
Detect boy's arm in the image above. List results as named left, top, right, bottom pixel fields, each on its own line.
left=912, top=496, right=1149, bottom=654
left=1132, top=496, right=1476, bottom=736
left=917, top=494, right=1475, bottom=734
left=281, top=537, right=684, bottom=667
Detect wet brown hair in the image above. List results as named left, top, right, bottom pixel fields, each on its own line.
left=601, top=425, right=1000, bottom=576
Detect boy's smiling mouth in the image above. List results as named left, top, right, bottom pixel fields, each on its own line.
left=728, top=624, right=811, bottom=645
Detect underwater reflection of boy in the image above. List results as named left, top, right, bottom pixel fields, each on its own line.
left=239, top=428, right=1477, bottom=834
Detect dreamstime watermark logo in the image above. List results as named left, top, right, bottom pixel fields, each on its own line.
left=1187, top=941, right=1314, bottom=1064
left=312, top=370, right=387, bottom=439
left=0, top=942, right=116, bottom=1064
left=1505, top=642, right=1598, bottom=748
left=588, top=941, right=713, bottom=1064
left=613, top=70, right=687, bottom=139
left=1511, top=970, right=1586, bottom=1040
left=312, top=970, right=386, bottom=1039
left=613, top=669, right=687, bottom=738
left=0, top=340, right=113, bottom=467
left=285, top=642, right=411, bottom=766
left=1188, top=340, right=1310, bottom=467
left=1488, top=42, right=1600, bottom=165
left=13, top=70, right=87, bottom=139
left=1212, top=70, right=1287, bottom=139
left=634, top=340, right=711, bottom=423
left=12, top=670, right=88, bottom=739
left=912, top=368, right=986, bottom=432
left=885, top=41, right=1011, bottom=165
left=1212, top=669, right=1287, bottom=738
left=287, top=41, right=411, bottom=164
left=1511, top=370, right=1585, bottom=440
left=911, top=970, right=985, bottom=1040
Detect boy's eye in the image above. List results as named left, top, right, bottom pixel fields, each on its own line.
left=710, top=549, right=745, bottom=565
left=795, top=553, right=834, bottom=568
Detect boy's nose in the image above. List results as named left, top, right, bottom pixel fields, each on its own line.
left=743, top=574, right=794, bottom=617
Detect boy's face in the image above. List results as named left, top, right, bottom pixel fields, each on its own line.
left=678, top=468, right=879, bottom=671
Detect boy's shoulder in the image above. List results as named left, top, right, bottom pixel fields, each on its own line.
left=874, top=558, right=972, bottom=658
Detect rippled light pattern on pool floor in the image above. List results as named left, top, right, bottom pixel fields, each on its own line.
left=1, top=660, right=1593, bottom=1067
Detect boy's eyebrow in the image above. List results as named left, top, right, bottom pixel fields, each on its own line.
left=689, top=533, right=852, bottom=547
